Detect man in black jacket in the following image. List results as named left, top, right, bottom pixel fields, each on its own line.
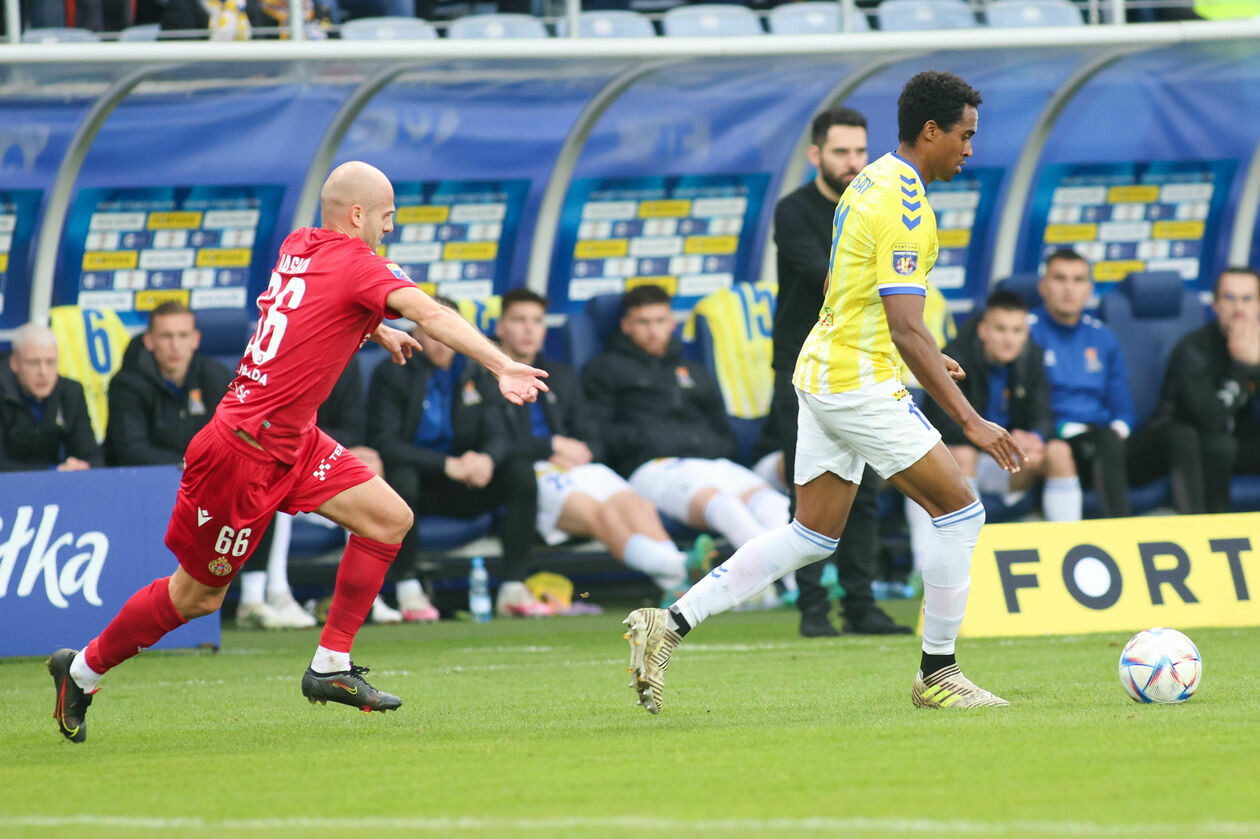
left=107, top=302, right=232, bottom=466
left=1, top=323, right=102, bottom=472
left=583, top=285, right=789, bottom=571
left=484, top=288, right=713, bottom=602
left=920, top=289, right=1081, bottom=522
left=770, top=105, right=911, bottom=637
left=369, top=297, right=537, bottom=589
left=1149, top=266, right=1260, bottom=513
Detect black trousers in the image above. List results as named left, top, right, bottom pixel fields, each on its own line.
left=385, top=456, right=538, bottom=582
left=1161, top=421, right=1260, bottom=514
left=771, top=369, right=880, bottom=618
left=1068, top=423, right=1220, bottom=518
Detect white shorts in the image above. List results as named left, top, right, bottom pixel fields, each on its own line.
left=534, top=461, right=632, bottom=546
left=795, top=378, right=941, bottom=485
left=628, top=457, right=768, bottom=522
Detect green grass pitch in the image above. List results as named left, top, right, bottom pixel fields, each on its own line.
left=3, top=599, right=1258, bottom=839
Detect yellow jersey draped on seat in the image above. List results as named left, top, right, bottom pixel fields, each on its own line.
left=793, top=151, right=939, bottom=395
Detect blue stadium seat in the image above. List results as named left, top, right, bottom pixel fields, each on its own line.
left=767, top=1, right=871, bottom=33
left=446, top=13, right=549, bottom=38
left=555, top=10, right=656, bottom=37
left=117, top=23, right=161, bottom=40
left=994, top=272, right=1043, bottom=309
left=1099, top=271, right=1206, bottom=428
left=877, top=0, right=978, bottom=31
left=985, top=0, right=1083, bottom=26
left=563, top=293, right=625, bottom=373
left=662, top=4, right=765, bottom=36
left=194, top=308, right=251, bottom=371
left=22, top=27, right=101, bottom=42
left=341, top=16, right=439, bottom=39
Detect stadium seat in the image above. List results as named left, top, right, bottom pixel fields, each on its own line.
left=563, top=293, right=625, bottom=373
left=555, top=10, right=656, bottom=37
left=985, top=0, right=1083, bottom=26
left=22, top=27, right=101, bottom=42
left=446, top=13, right=549, bottom=38
left=767, top=1, right=872, bottom=33
left=994, top=272, right=1043, bottom=309
left=341, top=16, right=439, bottom=39
left=1099, top=271, right=1206, bottom=428
left=117, top=23, right=161, bottom=40
left=877, top=0, right=979, bottom=30
left=662, top=4, right=765, bottom=36
left=194, top=308, right=252, bottom=370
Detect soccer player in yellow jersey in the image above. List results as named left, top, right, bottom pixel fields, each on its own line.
left=623, top=71, right=1026, bottom=713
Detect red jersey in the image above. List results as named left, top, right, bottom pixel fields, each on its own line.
left=215, top=228, right=415, bottom=463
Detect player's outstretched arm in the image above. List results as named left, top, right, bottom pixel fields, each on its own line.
left=885, top=294, right=1024, bottom=473
left=385, top=285, right=548, bottom=405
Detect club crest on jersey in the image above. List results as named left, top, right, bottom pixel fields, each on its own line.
left=385, top=262, right=412, bottom=282
left=675, top=366, right=695, bottom=389
left=1084, top=346, right=1102, bottom=373
left=892, top=243, right=919, bottom=276
left=188, top=388, right=206, bottom=416
left=208, top=557, right=233, bottom=577
left=462, top=380, right=483, bottom=406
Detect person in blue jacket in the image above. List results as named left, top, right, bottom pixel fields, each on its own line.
left=1029, top=248, right=1137, bottom=517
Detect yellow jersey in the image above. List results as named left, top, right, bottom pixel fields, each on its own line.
left=793, top=152, right=939, bottom=395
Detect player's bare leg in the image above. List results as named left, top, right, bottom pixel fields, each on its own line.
left=623, top=473, right=850, bottom=714
left=887, top=443, right=1008, bottom=708
left=301, top=476, right=412, bottom=713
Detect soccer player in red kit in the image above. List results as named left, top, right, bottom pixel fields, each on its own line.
left=46, top=162, right=548, bottom=742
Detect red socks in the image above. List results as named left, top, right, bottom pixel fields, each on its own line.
left=319, top=535, right=399, bottom=653
left=84, top=577, right=188, bottom=674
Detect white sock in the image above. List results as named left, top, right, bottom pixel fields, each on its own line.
left=673, top=520, right=838, bottom=629
left=703, top=492, right=768, bottom=548
left=70, top=649, right=103, bottom=693
left=904, top=496, right=935, bottom=574
left=265, top=513, right=294, bottom=601
left=396, top=578, right=424, bottom=610
left=310, top=645, right=351, bottom=674
left=623, top=534, right=687, bottom=591
left=1042, top=476, right=1083, bottom=521
left=920, top=500, right=985, bottom=655
left=239, top=570, right=266, bottom=606
left=746, top=487, right=790, bottom=530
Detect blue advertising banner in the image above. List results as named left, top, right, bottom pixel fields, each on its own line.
left=549, top=173, right=771, bottom=313
left=59, top=185, right=285, bottom=324
left=378, top=179, right=530, bottom=301
left=1022, top=160, right=1235, bottom=289
left=0, top=189, right=41, bottom=326
left=0, top=466, right=220, bottom=659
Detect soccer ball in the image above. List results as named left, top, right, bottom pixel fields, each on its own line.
left=1118, top=627, right=1202, bottom=704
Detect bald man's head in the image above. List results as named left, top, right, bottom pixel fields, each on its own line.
left=319, top=161, right=396, bottom=250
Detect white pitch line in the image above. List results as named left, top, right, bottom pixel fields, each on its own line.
left=3, top=815, right=1259, bottom=835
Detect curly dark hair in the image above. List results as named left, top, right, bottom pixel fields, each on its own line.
left=897, top=71, right=983, bottom=145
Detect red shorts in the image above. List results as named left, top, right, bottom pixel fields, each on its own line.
left=166, top=417, right=375, bottom=587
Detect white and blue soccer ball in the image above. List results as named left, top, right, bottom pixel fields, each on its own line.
left=1118, top=627, right=1202, bottom=704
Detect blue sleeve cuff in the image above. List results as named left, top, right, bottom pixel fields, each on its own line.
left=878, top=285, right=927, bottom=297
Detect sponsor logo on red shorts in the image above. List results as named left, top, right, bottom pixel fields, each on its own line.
left=208, top=557, right=233, bottom=577
left=313, top=445, right=346, bottom=483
